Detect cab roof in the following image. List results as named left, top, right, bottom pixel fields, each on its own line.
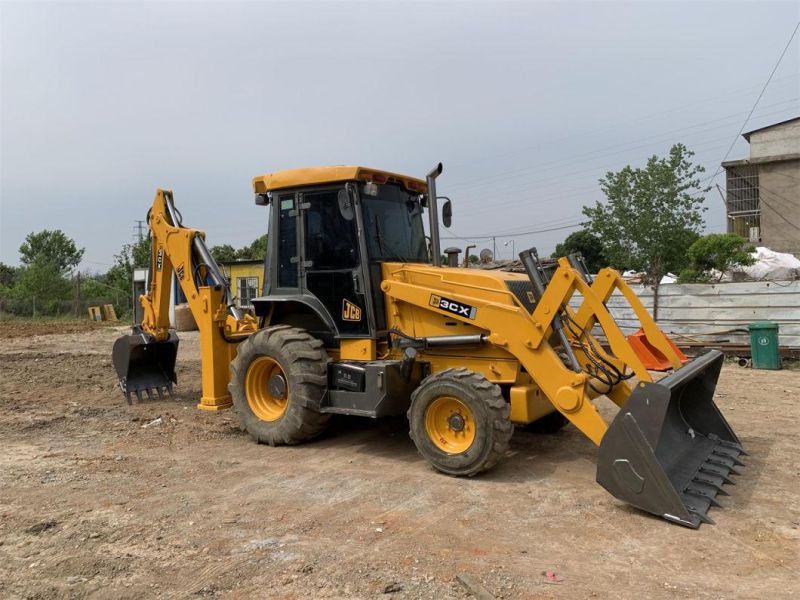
left=252, top=166, right=427, bottom=194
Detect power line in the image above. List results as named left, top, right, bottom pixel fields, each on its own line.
left=441, top=220, right=585, bottom=241
left=446, top=99, right=799, bottom=194
left=757, top=183, right=800, bottom=227
left=445, top=73, right=799, bottom=173
left=453, top=135, right=736, bottom=219
left=710, top=21, right=800, bottom=184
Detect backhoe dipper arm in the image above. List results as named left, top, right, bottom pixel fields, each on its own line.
left=139, top=189, right=257, bottom=410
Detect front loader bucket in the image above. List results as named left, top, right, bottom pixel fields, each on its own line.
left=597, top=349, right=745, bottom=528
left=112, top=330, right=179, bottom=404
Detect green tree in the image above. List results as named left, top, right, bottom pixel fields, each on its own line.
left=210, top=244, right=238, bottom=263
left=19, top=230, right=84, bottom=275
left=236, top=235, right=268, bottom=261
left=553, top=229, right=607, bottom=272
left=583, top=143, right=708, bottom=283
left=13, top=261, right=72, bottom=315
left=0, top=262, right=17, bottom=288
left=105, top=237, right=151, bottom=312
left=678, top=233, right=756, bottom=283
left=131, top=236, right=151, bottom=267
left=469, top=254, right=479, bottom=264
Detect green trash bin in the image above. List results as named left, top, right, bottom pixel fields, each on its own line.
left=748, top=321, right=781, bottom=370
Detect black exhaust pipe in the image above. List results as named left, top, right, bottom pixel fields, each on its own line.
left=426, top=163, right=443, bottom=266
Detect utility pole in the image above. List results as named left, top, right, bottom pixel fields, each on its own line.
left=73, top=272, right=82, bottom=317
left=492, top=236, right=496, bottom=260
left=134, top=220, right=146, bottom=242
left=504, top=239, right=515, bottom=260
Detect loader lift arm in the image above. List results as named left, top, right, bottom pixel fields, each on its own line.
left=382, top=251, right=744, bottom=528
left=113, top=189, right=257, bottom=409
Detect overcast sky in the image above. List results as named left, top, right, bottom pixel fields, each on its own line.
left=1, top=0, right=798, bottom=269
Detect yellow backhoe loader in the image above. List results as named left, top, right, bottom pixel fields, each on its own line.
left=113, top=164, right=745, bottom=528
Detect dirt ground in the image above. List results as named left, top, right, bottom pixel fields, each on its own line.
left=0, top=321, right=798, bottom=599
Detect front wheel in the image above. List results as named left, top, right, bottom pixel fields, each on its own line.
left=408, top=368, right=512, bottom=476
left=229, top=325, right=330, bottom=445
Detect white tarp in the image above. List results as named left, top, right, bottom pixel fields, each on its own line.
left=741, top=247, right=800, bottom=281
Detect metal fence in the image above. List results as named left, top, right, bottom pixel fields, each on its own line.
left=0, top=295, right=131, bottom=320
left=572, top=280, right=800, bottom=349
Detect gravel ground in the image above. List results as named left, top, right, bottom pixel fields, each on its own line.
left=0, top=321, right=797, bottom=599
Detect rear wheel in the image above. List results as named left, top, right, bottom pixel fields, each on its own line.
left=229, top=325, right=330, bottom=445
left=408, top=368, right=512, bottom=476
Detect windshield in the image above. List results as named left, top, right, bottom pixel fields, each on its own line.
left=362, top=183, right=428, bottom=262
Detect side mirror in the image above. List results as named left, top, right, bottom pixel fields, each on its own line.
left=442, top=199, right=452, bottom=228
left=338, top=188, right=355, bottom=221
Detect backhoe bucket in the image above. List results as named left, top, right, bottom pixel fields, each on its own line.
left=597, top=349, right=745, bottom=528
left=112, top=330, right=179, bottom=404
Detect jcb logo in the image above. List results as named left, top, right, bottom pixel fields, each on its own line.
left=175, top=263, right=185, bottom=281
left=156, top=246, right=164, bottom=272
left=342, top=299, right=362, bottom=322
left=429, top=294, right=477, bottom=320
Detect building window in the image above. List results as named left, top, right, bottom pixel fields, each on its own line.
left=725, top=165, right=760, bottom=242
left=237, top=277, right=260, bottom=308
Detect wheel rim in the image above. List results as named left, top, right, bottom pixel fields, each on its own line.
left=425, top=396, right=476, bottom=454
left=245, top=356, right=289, bottom=421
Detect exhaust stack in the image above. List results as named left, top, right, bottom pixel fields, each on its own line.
left=426, top=163, right=443, bottom=266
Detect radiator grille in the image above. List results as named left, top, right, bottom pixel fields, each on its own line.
left=506, top=280, right=537, bottom=313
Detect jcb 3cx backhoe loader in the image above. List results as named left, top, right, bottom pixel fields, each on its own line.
left=113, top=164, right=745, bottom=528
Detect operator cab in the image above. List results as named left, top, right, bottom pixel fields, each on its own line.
left=250, top=166, right=448, bottom=346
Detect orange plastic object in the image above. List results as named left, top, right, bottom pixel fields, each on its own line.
left=627, top=329, right=688, bottom=371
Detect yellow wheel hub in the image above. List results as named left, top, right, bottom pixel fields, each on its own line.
left=425, top=396, right=476, bottom=454
left=245, top=356, right=289, bottom=422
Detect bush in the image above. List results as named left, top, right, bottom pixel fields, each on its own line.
left=678, top=233, right=755, bottom=283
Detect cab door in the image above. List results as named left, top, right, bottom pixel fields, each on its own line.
left=302, top=188, right=370, bottom=337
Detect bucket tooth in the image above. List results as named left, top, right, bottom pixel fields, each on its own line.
left=689, top=510, right=715, bottom=525
left=700, top=464, right=735, bottom=485
left=712, top=449, right=745, bottom=466
left=705, top=458, right=740, bottom=476
left=715, top=437, right=747, bottom=456
left=706, top=455, right=741, bottom=474
left=685, top=489, right=722, bottom=509
left=706, top=455, right=734, bottom=469
left=146, top=388, right=153, bottom=400
left=135, top=390, right=143, bottom=403
left=125, top=391, right=132, bottom=406
left=156, top=387, right=164, bottom=400
left=690, top=477, right=728, bottom=496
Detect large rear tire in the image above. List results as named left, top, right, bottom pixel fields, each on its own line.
left=408, top=368, right=512, bottom=476
left=229, top=325, right=330, bottom=445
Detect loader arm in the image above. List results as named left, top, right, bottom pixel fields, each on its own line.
left=114, top=189, right=257, bottom=409
left=571, top=266, right=684, bottom=370
left=383, top=262, right=642, bottom=445
left=383, top=257, right=744, bottom=527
